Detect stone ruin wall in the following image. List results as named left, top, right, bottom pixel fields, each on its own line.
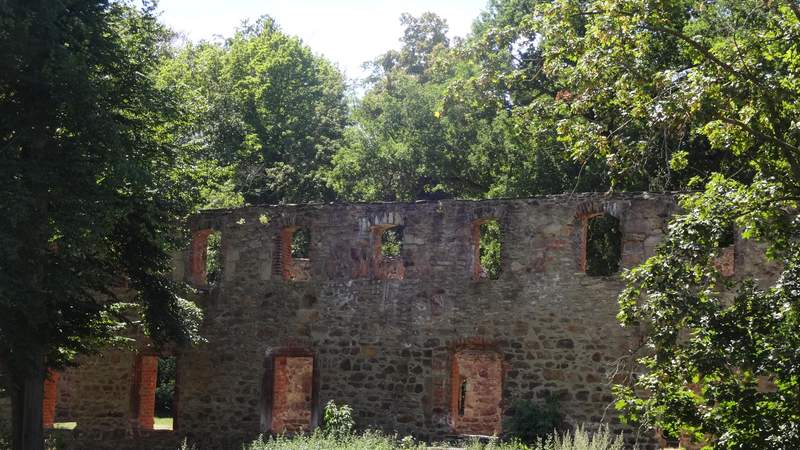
left=11, top=193, right=779, bottom=449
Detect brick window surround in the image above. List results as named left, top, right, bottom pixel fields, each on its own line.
left=261, top=349, right=319, bottom=434
left=273, top=227, right=311, bottom=282
left=450, top=349, right=503, bottom=435
left=42, top=370, right=60, bottom=428
left=189, top=229, right=213, bottom=286
left=470, top=218, right=500, bottom=280
left=131, top=355, right=158, bottom=430
left=370, top=224, right=405, bottom=280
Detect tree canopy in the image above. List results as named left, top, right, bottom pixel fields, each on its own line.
left=158, top=16, right=349, bottom=207
left=531, top=0, right=800, bottom=447
left=0, top=1, right=201, bottom=449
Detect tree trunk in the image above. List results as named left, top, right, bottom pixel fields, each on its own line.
left=10, top=355, right=45, bottom=450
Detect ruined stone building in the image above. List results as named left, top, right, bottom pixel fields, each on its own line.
left=15, top=193, right=777, bottom=449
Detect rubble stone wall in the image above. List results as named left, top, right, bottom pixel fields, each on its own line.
left=34, top=193, right=778, bottom=449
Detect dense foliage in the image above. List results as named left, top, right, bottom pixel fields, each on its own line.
left=504, top=398, right=565, bottom=444
left=158, top=17, right=348, bottom=207
left=155, top=357, right=176, bottom=417
left=0, top=1, right=202, bottom=449
left=532, top=0, right=800, bottom=448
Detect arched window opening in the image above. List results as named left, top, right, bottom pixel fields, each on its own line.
left=584, top=213, right=621, bottom=276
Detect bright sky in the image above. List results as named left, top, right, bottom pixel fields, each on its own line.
left=157, top=0, right=489, bottom=80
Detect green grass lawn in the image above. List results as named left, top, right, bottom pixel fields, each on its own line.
left=154, top=417, right=173, bottom=430
left=49, top=418, right=172, bottom=431
left=52, top=422, right=77, bottom=430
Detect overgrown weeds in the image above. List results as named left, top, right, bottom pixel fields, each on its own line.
left=241, top=425, right=623, bottom=450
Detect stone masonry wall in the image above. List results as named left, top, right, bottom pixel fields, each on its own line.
left=39, top=193, right=779, bottom=450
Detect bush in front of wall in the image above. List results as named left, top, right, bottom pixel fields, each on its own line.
left=504, top=397, right=565, bottom=444
left=322, top=400, right=355, bottom=439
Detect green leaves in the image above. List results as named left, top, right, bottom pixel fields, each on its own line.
left=159, top=16, right=348, bottom=207
left=0, top=0, right=202, bottom=381
left=616, top=179, right=800, bottom=447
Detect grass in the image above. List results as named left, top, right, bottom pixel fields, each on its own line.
left=154, top=416, right=173, bottom=430
left=246, top=431, right=429, bottom=450
left=240, top=426, right=624, bottom=450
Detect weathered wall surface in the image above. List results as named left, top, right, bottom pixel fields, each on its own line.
left=37, top=193, right=778, bottom=449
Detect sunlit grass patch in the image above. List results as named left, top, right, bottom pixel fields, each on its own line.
left=154, top=417, right=173, bottom=430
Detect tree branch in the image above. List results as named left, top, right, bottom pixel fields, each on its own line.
left=718, top=116, right=800, bottom=154
left=640, top=23, right=760, bottom=86
left=789, top=1, right=800, bottom=22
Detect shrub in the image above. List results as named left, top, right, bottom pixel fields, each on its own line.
left=533, top=425, right=624, bottom=450
left=179, top=438, right=197, bottom=450
left=322, top=400, right=355, bottom=439
left=155, top=356, right=176, bottom=417
left=245, top=429, right=426, bottom=450
left=504, top=397, right=565, bottom=444
left=240, top=425, right=622, bottom=450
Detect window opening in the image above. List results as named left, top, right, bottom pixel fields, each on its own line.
left=719, top=225, right=735, bottom=248
left=585, top=213, right=621, bottom=276
left=472, top=219, right=501, bottom=280
left=51, top=371, right=77, bottom=430
left=155, top=356, right=177, bottom=431
left=133, top=355, right=176, bottom=431
left=272, top=356, right=314, bottom=433
left=371, top=224, right=405, bottom=280
left=189, top=228, right=221, bottom=287
left=451, top=350, right=503, bottom=435
left=458, top=378, right=467, bottom=417
left=291, top=228, right=311, bottom=259
left=380, top=226, right=404, bottom=258
left=205, top=230, right=223, bottom=285
left=276, top=227, right=312, bottom=281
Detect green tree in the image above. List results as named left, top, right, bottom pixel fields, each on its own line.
left=397, top=12, right=450, bottom=79
left=329, top=71, right=462, bottom=201
left=329, top=13, right=462, bottom=201
left=440, top=0, right=611, bottom=197
left=0, top=2, right=202, bottom=449
left=330, top=10, right=611, bottom=202
left=159, top=17, right=349, bottom=206
left=531, top=0, right=800, bottom=446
